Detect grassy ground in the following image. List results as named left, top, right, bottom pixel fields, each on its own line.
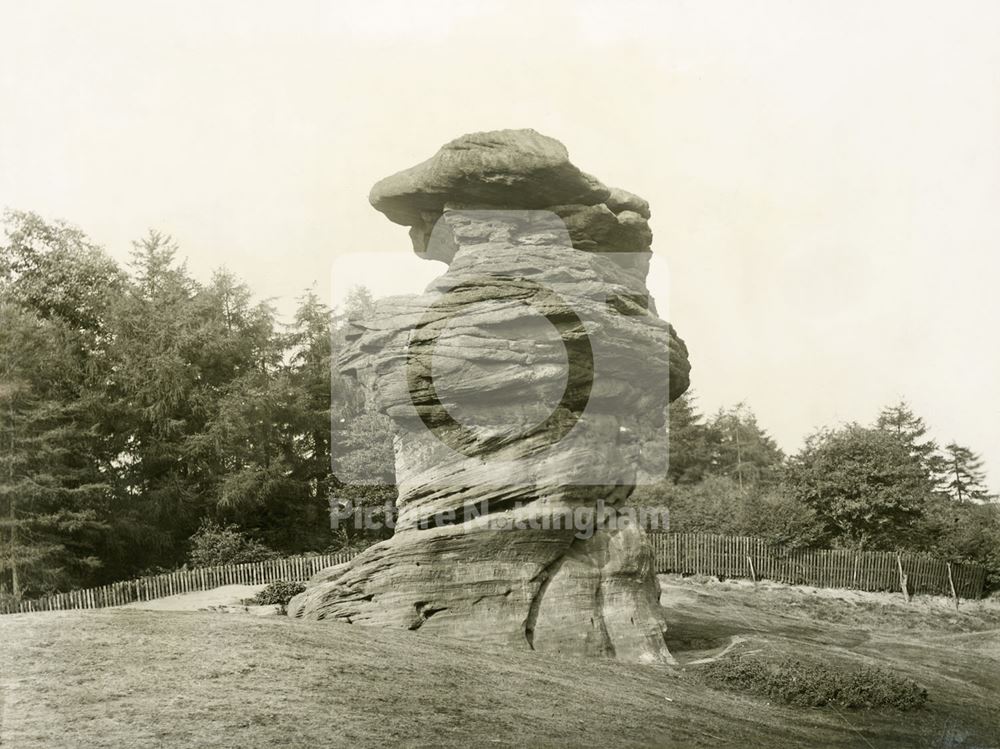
left=1, top=576, right=998, bottom=748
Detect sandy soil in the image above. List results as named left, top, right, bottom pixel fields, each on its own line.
left=122, top=584, right=273, bottom=614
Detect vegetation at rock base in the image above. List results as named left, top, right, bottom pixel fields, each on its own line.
left=250, top=580, right=306, bottom=613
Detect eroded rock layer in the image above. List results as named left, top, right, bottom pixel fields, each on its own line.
left=289, top=129, right=690, bottom=664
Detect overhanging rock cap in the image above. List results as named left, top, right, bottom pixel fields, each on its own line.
left=369, top=129, right=612, bottom=226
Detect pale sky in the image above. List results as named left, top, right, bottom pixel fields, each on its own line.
left=2, top=1, right=999, bottom=490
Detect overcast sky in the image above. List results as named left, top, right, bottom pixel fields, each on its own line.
left=2, top=0, right=998, bottom=490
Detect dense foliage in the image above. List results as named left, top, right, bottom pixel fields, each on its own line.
left=635, top=395, right=999, bottom=586
left=0, top=211, right=393, bottom=598
left=785, top=426, right=933, bottom=550
left=251, top=580, right=306, bottom=613
left=187, top=521, right=279, bottom=567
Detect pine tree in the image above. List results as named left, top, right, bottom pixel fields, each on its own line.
left=662, top=392, right=716, bottom=485
left=287, top=288, right=336, bottom=501
left=0, top=305, right=108, bottom=597
left=188, top=286, right=337, bottom=552
left=942, top=442, right=992, bottom=503
left=875, top=400, right=945, bottom=484
left=0, top=213, right=119, bottom=594
left=98, top=230, right=205, bottom=570
left=707, top=403, right=784, bottom=489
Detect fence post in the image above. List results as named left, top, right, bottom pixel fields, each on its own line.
left=896, top=552, right=910, bottom=603
left=946, top=562, right=960, bottom=610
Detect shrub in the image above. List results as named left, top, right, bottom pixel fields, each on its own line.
left=702, top=654, right=927, bottom=711
left=187, top=520, right=279, bottom=568
left=915, top=497, right=1000, bottom=593
left=252, top=580, right=306, bottom=613
left=838, top=665, right=929, bottom=710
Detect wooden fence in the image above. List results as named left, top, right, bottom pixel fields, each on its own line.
left=1, top=533, right=987, bottom=615
left=0, top=552, right=353, bottom=615
left=648, top=532, right=987, bottom=600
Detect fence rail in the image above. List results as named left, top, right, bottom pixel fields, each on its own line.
left=648, top=532, right=987, bottom=599
left=0, top=552, right=354, bottom=615
left=1, top=533, right=987, bottom=615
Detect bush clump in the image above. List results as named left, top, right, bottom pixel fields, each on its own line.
left=251, top=580, right=306, bottom=612
left=702, top=654, right=927, bottom=711
left=188, top=520, right=278, bottom=567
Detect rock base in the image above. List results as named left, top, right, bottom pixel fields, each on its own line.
left=288, top=517, right=675, bottom=664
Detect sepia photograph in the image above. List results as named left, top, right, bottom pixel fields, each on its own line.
left=1, top=1, right=999, bottom=746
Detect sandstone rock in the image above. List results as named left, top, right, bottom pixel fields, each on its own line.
left=370, top=129, right=610, bottom=227
left=606, top=187, right=651, bottom=219
left=546, top=203, right=653, bottom=253
left=291, top=130, right=690, bottom=664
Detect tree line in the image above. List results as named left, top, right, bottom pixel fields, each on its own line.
left=1, top=210, right=997, bottom=600
left=0, top=211, right=391, bottom=600
left=634, top=395, right=999, bottom=588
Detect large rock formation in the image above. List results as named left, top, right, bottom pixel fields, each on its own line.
left=289, top=129, right=690, bottom=664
